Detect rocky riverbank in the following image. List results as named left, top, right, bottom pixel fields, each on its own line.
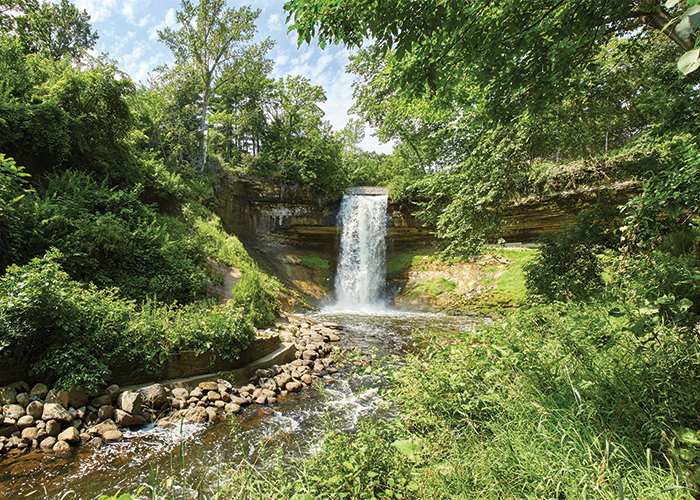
left=0, top=317, right=343, bottom=456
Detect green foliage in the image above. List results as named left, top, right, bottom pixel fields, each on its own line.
left=408, top=277, right=456, bottom=298
left=230, top=270, right=279, bottom=328
left=0, top=154, right=33, bottom=272
left=525, top=206, right=620, bottom=302
left=301, top=255, right=330, bottom=270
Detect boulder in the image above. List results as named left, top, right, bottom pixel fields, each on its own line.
left=58, top=427, right=80, bottom=444
left=17, top=415, right=34, bottom=430
left=183, top=407, right=208, bottom=423
left=67, top=387, right=89, bottom=408
left=42, top=404, right=73, bottom=424
left=205, top=407, right=218, bottom=421
left=104, top=384, right=120, bottom=402
left=46, top=420, right=62, bottom=437
left=53, top=440, right=71, bottom=452
left=98, top=405, right=114, bottom=421
left=4, top=404, right=25, bottom=420
left=190, top=387, right=204, bottom=399
left=206, top=391, right=221, bottom=401
left=0, top=386, right=17, bottom=405
left=115, top=409, right=147, bottom=427
left=29, top=383, right=49, bottom=400
left=228, top=395, right=247, bottom=405
left=40, top=436, right=57, bottom=450
left=198, top=381, right=218, bottom=392
left=116, top=391, right=143, bottom=415
left=171, top=388, right=189, bottom=401
left=137, top=384, right=167, bottom=409
left=224, top=403, right=241, bottom=414
left=90, top=395, right=112, bottom=408
left=0, top=424, right=19, bottom=438
left=285, top=381, right=303, bottom=392
left=25, top=401, right=43, bottom=420
left=15, top=393, right=30, bottom=408
left=90, top=419, right=118, bottom=437
left=102, top=430, right=122, bottom=441
left=274, top=373, right=292, bottom=387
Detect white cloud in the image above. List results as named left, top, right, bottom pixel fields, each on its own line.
left=74, top=0, right=117, bottom=23
left=149, top=8, right=177, bottom=41
left=267, top=13, right=283, bottom=32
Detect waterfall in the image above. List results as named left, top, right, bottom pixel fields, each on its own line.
left=334, top=191, right=388, bottom=310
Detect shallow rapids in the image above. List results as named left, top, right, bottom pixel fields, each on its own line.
left=0, top=310, right=483, bottom=499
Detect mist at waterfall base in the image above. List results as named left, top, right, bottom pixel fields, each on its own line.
left=333, top=193, right=388, bottom=312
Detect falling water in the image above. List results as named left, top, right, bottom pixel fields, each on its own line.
left=334, top=191, right=388, bottom=309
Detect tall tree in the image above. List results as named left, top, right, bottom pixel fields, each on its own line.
left=15, top=0, right=97, bottom=61
left=158, top=0, right=270, bottom=171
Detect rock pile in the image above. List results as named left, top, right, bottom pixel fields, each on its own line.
left=0, top=318, right=343, bottom=455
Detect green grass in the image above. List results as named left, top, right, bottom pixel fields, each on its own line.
left=301, top=255, right=330, bottom=270
left=408, top=277, right=457, bottom=297
left=386, top=249, right=436, bottom=274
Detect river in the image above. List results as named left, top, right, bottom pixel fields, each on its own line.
left=0, top=309, right=483, bottom=500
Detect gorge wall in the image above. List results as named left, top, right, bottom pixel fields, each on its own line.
left=213, top=172, right=638, bottom=304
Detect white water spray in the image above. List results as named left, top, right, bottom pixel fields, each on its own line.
left=334, top=192, right=388, bottom=309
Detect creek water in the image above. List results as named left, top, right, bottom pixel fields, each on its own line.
left=0, top=310, right=483, bottom=500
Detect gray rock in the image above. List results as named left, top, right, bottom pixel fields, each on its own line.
left=67, top=387, right=88, bottom=408
left=105, top=384, right=120, bottom=402
left=15, top=393, right=30, bottom=408
left=116, top=391, right=143, bottom=415
left=114, top=409, right=147, bottom=427
left=0, top=424, right=19, bottom=438
left=137, top=384, right=167, bottom=409
left=71, top=419, right=83, bottom=429
left=46, top=420, right=61, bottom=437
left=285, top=381, right=303, bottom=392
left=98, top=405, right=114, bottom=421
left=29, top=383, right=49, bottom=400
left=26, top=401, right=43, bottom=420
left=0, top=386, right=17, bottom=405
left=90, top=395, right=111, bottom=408
left=79, top=432, right=91, bottom=442
left=58, top=427, right=80, bottom=444
left=17, top=415, right=34, bottom=429
left=40, top=436, right=57, bottom=450
left=46, top=389, right=69, bottom=408
left=42, top=403, right=73, bottom=424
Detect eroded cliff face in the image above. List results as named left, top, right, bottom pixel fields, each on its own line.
left=213, top=172, right=638, bottom=307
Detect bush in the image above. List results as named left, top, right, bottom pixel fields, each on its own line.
left=230, top=270, right=279, bottom=328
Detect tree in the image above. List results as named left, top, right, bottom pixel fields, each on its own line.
left=15, top=0, right=97, bottom=61
left=158, top=0, right=271, bottom=171
left=285, top=0, right=700, bottom=112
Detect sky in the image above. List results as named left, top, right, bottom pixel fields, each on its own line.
left=73, top=0, right=393, bottom=153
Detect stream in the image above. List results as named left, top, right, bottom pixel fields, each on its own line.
left=0, top=309, right=483, bottom=500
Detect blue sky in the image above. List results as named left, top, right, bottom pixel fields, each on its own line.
left=73, top=0, right=392, bottom=153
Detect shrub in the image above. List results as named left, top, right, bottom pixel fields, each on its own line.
left=230, top=270, right=279, bottom=328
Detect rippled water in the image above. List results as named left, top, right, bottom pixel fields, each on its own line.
left=0, top=310, right=484, bottom=500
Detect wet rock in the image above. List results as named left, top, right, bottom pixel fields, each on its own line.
left=274, top=373, right=292, bottom=388
left=29, top=383, right=49, bottom=400
left=42, top=404, right=73, bottom=424
left=285, top=381, right=302, bottom=392
left=205, top=407, right=218, bottom=421
left=115, top=409, right=147, bottom=427
left=224, top=403, right=241, bottom=414
left=46, top=420, right=62, bottom=437
left=183, top=407, right=208, bottom=423
left=267, top=396, right=277, bottom=405
left=98, top=405, right=114, bottom=421
left=80, top=432, right=91, bottom=442
left=102, top=430, right=122, bottom=441
left=255, top=368, right=275, bottom=379
left=89, top=437, right=103, bottom=446
left=255, top=395, right=267, bottom=405
left=67, top=387, right=88, bottom=408
left=53, top=440, right=71, bottom=452
left=17, top=415, right=34, bottom=430
left=46, top=389, right=69, bottom=408
left=90, top=395, right=111, bottom=408
left=157, top=419, right=173, bottom=428
left=0, top=386, right=17, bottom=405
left=137, top=384, right=167, bottom=409
left=90, top=419, right=118, bottom=436
left=171, top=388, right=189, bottom=401
left=327, top=333, right=341, bottom=342
left=4, top=404, right=25, bottom=420
left=105, top=384, right=120, bottom=402
left=117, top=391, right=143, bottom=415
left=71, top=419, right=83, bottom=429
left=57, top=427, right=80, bottom=444
left=40, top=436, right=56, bottom=450
left=229, top=395, right=247, bottom=405
left=301, top=374, right=313, bottom=385
left=171, top=399, right=183, bottom=410
left=261, top=389, right=276, bottom=398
